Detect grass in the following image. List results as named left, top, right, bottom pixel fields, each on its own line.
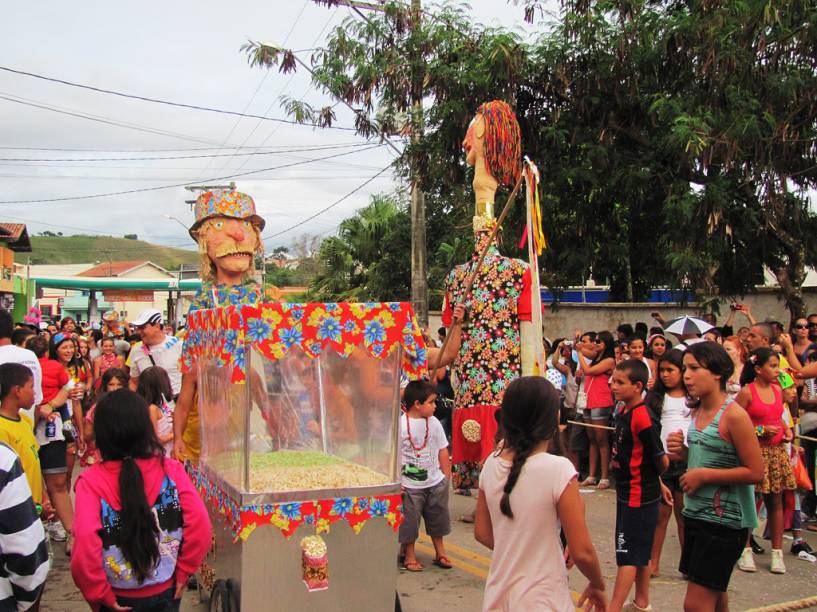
left=27, top=235, right=199, bottom=270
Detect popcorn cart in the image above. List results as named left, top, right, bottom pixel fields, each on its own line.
left=183, top=302, right=427, bottom=611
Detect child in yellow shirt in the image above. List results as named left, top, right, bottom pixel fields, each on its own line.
left=0, top=363, right=42, bottom=508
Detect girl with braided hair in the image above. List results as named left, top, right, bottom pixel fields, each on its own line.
left=474, top=377, right=606, bottom=612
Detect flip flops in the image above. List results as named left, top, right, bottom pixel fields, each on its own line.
left=401, top=560, right=423, bottom=572
left=433, top=556, right=453, bottom=569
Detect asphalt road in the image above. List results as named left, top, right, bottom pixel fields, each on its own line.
left=42, top=484, right=817, bottom=611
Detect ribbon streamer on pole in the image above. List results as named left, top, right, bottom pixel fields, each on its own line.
left=520, top=157, right=546, bottom=375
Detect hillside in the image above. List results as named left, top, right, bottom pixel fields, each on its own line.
left=27, top=235, right=199, bottom=270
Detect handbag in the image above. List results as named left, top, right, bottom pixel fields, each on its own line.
left=575, top=376, right=594, bottom=412
left=794, top=451, right=813, bottom=491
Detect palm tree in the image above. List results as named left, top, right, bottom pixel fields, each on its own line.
left=310, top=195, right=403, bottom=301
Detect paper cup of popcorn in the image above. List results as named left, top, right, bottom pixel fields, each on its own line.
left=300, top=535, right=329, bottom=592
left=462, top=419, right=482, bottom=443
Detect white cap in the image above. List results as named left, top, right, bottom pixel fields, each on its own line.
left=38, top=322, right=49, bottom=330
left=130, top=308, right=163, bottom=327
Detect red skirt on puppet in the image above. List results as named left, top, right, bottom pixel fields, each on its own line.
left=452, top=404, right=500, bottom=466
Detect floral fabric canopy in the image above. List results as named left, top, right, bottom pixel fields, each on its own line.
left=184, top=301, right=428, bottom=383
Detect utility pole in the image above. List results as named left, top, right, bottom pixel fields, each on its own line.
left=408, top=0, right=428, bottom=326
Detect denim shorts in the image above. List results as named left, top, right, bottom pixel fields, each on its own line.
left=587, top=406, right=612, bottom=422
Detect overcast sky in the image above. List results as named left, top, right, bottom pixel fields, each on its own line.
left=0, top=1, right=544, bottom=258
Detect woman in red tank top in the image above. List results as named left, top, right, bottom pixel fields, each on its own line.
left=734, top=347, right=795, bottom=573
left=576, top=330, right=616, bottom=490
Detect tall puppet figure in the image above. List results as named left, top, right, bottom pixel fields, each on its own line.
left=441, top=101, right=535, bottom=491
left=173, top=190, right=266, bottom=461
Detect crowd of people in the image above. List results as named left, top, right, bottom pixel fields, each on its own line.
left=405, top=305, right=817, bottom=611
left=0, top=307, right=209, bottom=611
left=1, top=299, right=817, bottom=611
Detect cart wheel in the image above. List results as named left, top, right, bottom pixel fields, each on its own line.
left=227, top=578, right=241, bottom=612
left=208, top=580, right=229, bottom=612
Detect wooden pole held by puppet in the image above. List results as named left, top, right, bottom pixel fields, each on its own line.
left=430, top=172, right=525, bottom=381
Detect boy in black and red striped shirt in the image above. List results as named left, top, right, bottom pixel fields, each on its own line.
left=609, top=359, right=670, bottom=612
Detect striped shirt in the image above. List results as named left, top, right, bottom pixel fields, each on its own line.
left=0, top=443, right=49, bottom=611
left=682, top=403, right=758, bottom=529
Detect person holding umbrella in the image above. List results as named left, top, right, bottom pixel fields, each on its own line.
left=662, top=316, right=714, bottom=350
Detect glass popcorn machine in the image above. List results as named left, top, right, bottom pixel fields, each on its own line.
left=184, top=302, right=426, bottom=611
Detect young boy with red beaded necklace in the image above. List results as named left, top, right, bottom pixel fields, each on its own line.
left=399, top=380, right=452, bottom=572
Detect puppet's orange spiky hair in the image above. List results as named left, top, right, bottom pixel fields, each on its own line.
left=477, top=100, right=521, bottom=187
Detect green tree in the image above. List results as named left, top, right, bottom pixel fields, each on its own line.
left=310, top=194, right=410, bottom=301
left=242, top=3, right=533, bottom=317
left=519, top=0, right=817, bottom=320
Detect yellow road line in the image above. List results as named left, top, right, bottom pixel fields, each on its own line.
left=417, top=533, right=492, bottom=567
left=415, top=542, right=488, bottom=578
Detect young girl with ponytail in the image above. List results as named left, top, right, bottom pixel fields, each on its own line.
left=70, top=389, right=210, bottom=611
left=734, top=347, right=796, bottom=574
left=475, top=377, right=607, bottom=612
left=645, top=349, right=690, bottom=577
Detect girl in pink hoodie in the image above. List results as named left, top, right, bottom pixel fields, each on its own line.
left=70, top=389, right=211, bottom=612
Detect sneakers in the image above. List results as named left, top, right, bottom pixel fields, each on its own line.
left=737, top=547, right=756, bottom=572
left=770, top=549, right=786, bottom=574
left=46, top=520, right=67, bottom=542
left=622, top=601, right=653, bottom=611
left=750, top=534, right=765, bottom=555
left=791, top=540, right=815, bottom=556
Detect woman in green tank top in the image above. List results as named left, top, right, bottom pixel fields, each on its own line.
left=666, top=342, right=763, bottom=612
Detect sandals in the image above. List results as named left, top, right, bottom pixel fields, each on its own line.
left=401, top=560, right=423, bottom=572
left=597, top=479, right=610, bottom=490
left=433, top=556, right=453, bottom=569
left=579, top=477, right=598, bottom=487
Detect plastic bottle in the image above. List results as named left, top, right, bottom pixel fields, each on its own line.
left=45, top=420, right=56, bottom=439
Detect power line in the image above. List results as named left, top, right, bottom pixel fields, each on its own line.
left=0, top=173, right=380, bottom=181
left=0, top=142, right=372, bottom=162
left=0, top=144, right=384, bottom=204
left=0, top=93, right=236, bottom=147
left=216, top=5, right=340, bottom=177
left=262, top=164, right=392, bottom=241
left=0, top=142, right=365, bottom=153
left=0, top=65, right=358, bottom=131
left=4, top=216, right=182, bottom=241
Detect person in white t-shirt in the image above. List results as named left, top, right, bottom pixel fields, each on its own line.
left=644, top=348, right=691, bottom=578
left=475, top=376, right=607, bottom=612
left=399, top=380, right=452, bottom=572
left=126, top=309, right=182, bottom=396
left=0, top=310, right=43, bottom=418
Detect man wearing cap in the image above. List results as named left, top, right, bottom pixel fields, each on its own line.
left=127, top=309, right=183, bottom=395
left=173, top=190, right=266, bottom=462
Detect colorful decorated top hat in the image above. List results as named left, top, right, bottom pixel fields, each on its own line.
left=188, top=190, right=266, bottom=241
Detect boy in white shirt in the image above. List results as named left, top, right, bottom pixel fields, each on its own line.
left=399, top=380, right=452, bottom=572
